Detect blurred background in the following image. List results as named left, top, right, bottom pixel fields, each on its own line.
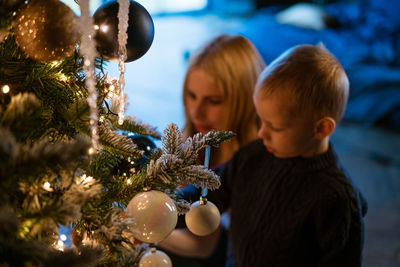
left=64, top=1, right=400, bottom=266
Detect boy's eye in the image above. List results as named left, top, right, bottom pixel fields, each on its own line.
left=264, top=122, right=284, bottom=132
left=271, top=127, right=284, bottom=132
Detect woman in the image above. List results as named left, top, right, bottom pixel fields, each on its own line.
left=182, top=34, right=265, bottom=167
left=160, top=34, right=265, bottom=266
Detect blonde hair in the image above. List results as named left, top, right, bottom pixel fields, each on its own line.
left=183, top=34, right=266, bottom=147
left=255, top=44, right=349, bottom=123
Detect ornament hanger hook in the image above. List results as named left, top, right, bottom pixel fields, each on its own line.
left=201, top=146, right=211, bottom=198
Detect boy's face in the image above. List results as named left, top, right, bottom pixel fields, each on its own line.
left=254, top=92, right=318, bottom=158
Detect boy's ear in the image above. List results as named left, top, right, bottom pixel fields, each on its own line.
left=314, top=117, right=336, bottom=139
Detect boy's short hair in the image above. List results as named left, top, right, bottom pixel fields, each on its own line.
left=255, top=44, right=349, bottom=122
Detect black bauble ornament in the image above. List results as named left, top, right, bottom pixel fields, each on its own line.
left=114, top=134, right=157, bottom=176
left=93, top=0, right=154, bottom=62
left=13, top=0, right=79, bottom=62
left=0, top=0, right=26, bottom=17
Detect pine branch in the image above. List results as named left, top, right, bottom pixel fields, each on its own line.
left=0, top=92, right=40, bottom=126
left=110, top=113, right=161, bottom=139
left=177, top=165, right=221, bottom=190
left=98, top=120, right=143, bottom=158
left=144, top=124, right=232, bottom=189
left=174, top=199, right=191, bottom=215
left=0, top=205, right=103, bottom=267
left=162, top=123, right=183, bottom=156
left=0, top=128, right=91, bottom=184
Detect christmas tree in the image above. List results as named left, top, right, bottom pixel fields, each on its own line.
left=0, top=0, right=233, bottom=266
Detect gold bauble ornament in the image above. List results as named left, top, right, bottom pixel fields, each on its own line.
left=185, top=196, right=220, bottom=236
left=139, top=248, right=172, bottom=267
left=13, top=0, right=79, bottom=62
left=126, top=190, right=178, bottom=243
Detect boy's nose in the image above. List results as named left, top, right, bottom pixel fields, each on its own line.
left=258, top=124, right=270, bottom=140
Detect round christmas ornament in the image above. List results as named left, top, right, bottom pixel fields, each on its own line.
left=139, top=247, right=172, bottom=267
left=93, top=0, right=154, bottom=62
left=13, top=0, right=79, bottom=62
left=0, top=0, right=26, bottom=17
left=185, top=196, right=221, bottom=236
left=113, top=134, right=157, bottom=176
left=126, top=190, right=177, bottom=243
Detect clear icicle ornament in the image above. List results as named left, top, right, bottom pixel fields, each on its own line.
left=117, top=0, right=130, bottom=125
left=79, top=0, right=99, bottom=151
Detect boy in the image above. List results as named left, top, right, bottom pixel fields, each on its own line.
left=215, top=44, right=367, bottom=266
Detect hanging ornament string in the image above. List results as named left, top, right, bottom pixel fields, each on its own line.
left=117, top=0, right=130, bottom=125
left=202, top=146, right=211, bottom=198
left=79, top=0, right=99, bottom=152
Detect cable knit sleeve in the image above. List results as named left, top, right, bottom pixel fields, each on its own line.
left=208, top=158, right=234, bottom=213
left=313, top=183, right=356, bottom=267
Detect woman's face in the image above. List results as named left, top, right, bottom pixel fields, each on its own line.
left=185, top=68, right=226, bottom=134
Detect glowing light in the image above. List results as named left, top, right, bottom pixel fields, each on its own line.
left=59, top=74, right=67, bottom=81
left=93, top=24, right=99, bottom=30
left=109, top=84, right=115, bottom=92
left=60, top=234, right=67, bottom=241
left=43, top=181, right=52, bottom=191
left=84, top=176, right=93, bottom=183
left=56, top=240, right=64, bottom=251
left=88, top=147, right=95, bottom=155
left=2, top=85, right=10, bottom=94
left=100, top=24, right=109, bottom=33
left=126, top=178, right=132, bottom=185
left=78, top=174, right=95, bottom=186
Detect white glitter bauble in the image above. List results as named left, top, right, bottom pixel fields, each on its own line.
left=126, top=190, right=177, bottom=243
left=185, top=199, right=220, bottom=236
left=139, top=248, right=172, bottom=267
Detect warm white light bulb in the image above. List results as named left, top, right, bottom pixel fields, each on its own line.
left=43, top=182, right=51, bottom=190
left=100, top=24, right=109, bottom=33
left=118, top=117, right=124, bottom=125
left=2, top=85, right=10, bottom=94
left=60, top=234, right=67, bottom=241
left=88, top=147, right=95, bottom=155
